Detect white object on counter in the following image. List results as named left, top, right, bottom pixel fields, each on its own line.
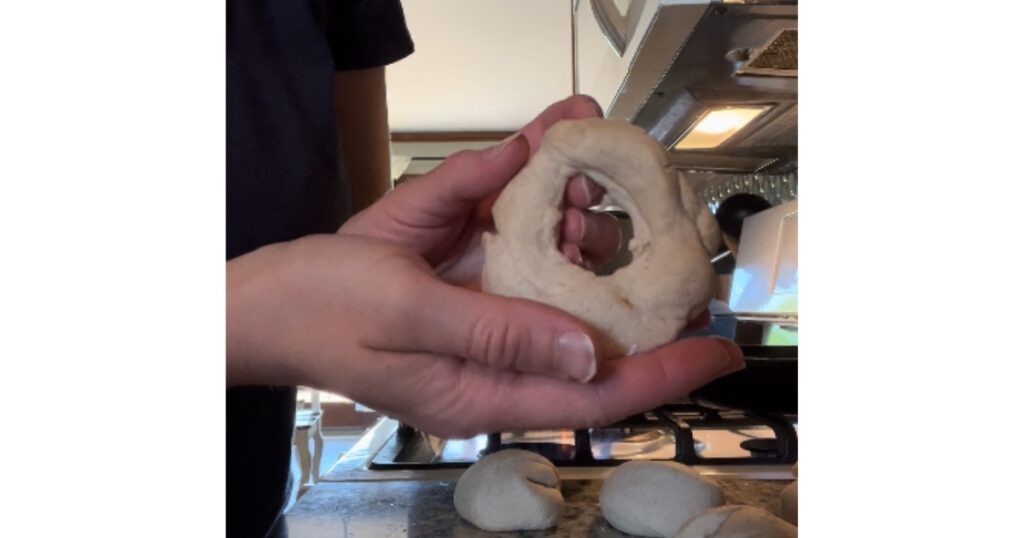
left=454, top=449, right=564, bottom=532
left=674, top=505, right=797, bottom=538
left=600, top=460, right=724, bottom=537
left=729, top=199, right=799, bottom=317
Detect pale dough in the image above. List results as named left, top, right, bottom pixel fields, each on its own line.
left=780, top=481, right=797, bottom=526
left=482, top=119, right=720, bottom=356
left=599, top=461, right=724, bottom=537
left=453, top=449, right=564, bottom=531
left=674, top=505, right=798, bottom=537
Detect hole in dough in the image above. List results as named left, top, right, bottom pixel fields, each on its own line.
left=595, top=210, right=633, bottom=276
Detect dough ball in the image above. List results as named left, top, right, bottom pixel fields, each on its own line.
left=674, top=505, right=797, bottom=538
left=780, top=481, right=797, bottom=526
left=453, top=449, right=563, bottom=531
left=600, top=461, right=724, bottom=537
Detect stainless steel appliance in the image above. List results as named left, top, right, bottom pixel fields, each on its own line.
left=576, top=0, right=797, bottom=174
left=331, top=402, right=796, bottom=483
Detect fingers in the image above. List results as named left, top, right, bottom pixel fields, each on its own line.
left=446, top=336, right=745, bottom=434
left=519, top=95, right=603, bottom=155
left=348, top=94, right=602, bottom=245
left=394, top=281, right=600, bottom=383
left=559, top=207, right=622, bottom=268
left=560, top=242, right=584, bottom=267
left=341, top=134, right=530, bottom=264
left=561, top=159, right=617, bottom=270
left=565, top=174, right=605, bottom=208
left=376, top=135, right=531, bottom=228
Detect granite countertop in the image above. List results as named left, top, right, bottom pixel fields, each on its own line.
left=275, top=478, right=792, bottom=537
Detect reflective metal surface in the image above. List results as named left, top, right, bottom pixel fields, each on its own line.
left=631, top=1, right=798, bottom=173
left=323, top=414, right=796, bottom=483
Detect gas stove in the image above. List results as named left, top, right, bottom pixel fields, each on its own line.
left=324, top=402, right=797, bottom=482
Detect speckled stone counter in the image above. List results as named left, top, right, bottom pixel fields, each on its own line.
left=275, top=478, right=792, bottom=537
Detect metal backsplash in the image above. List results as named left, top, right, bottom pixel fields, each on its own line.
left=698, top=172, right=798, bottom=214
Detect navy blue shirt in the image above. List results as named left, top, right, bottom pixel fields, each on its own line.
left=226, top=1, right=412, bottom=536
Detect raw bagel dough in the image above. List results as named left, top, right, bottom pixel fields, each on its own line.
left=482, top=119, right=720, bottom=356
left=600, top=461, right=724, bottom=537
left=674, top=505, right=798, bottom=538
left=780, top=481, right=797, bottom=526
left=453, top=449, right=564, bottom=531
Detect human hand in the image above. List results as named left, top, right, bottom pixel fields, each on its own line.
left=226, top=234, right=744, bottom=437
left=340, top=95, right=624, bottom=285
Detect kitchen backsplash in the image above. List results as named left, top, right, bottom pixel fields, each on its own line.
left=696, top=171, right=798, bottom=213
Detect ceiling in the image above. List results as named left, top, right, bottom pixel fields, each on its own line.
left=385, top=0, right=573, bottom=133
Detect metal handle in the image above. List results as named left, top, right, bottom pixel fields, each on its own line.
left=590, top=0, right=628, bottom=57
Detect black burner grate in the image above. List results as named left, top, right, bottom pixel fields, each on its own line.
left=369, top=404, right=796, bottom=470
left=481, top=404, right=797, bottom=466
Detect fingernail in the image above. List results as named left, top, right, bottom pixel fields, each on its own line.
left=577, top=211, right=588, bottom=243
left=564, top=243, right=583, bottom=265
left=556, top=332, right=597, bottom=383
left=484, top=132, right=524, bottom=160
left=710, top=336, right=746, bottom=374
left=579, top=176, right=593, bottom=205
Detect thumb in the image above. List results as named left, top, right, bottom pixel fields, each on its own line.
left=399, top=281, right=600, bottom=383
left=388, top=133, right=529, bottom=223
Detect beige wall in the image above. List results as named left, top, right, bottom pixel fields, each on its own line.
left=386, top=0, right=573, bottom=132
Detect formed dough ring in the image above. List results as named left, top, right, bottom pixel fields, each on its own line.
left=482, top=119, right=720, bottom=356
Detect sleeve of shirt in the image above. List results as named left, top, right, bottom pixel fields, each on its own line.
left=329, top=0, right=415, bottom=71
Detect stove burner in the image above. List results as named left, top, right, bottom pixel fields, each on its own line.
left=621, top=430, right=663, bottom=443
left=369, top=404, right=797, bottom=471
left=481, top=442, right=576, bottom=461
left=739, top=438, right=780, bottom=456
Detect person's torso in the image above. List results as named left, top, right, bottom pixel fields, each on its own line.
left=225, top=1, right=413, bottom=535
left=226, top=2, right=343, bottom=536
left=226, top=0, right=350, bottom=261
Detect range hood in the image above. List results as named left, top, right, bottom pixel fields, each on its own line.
left=584, top=0, right=798, bottom=174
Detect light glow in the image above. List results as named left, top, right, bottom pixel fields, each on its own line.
left=673, top=106, right=770, bottom=150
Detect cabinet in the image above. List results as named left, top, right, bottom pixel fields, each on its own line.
left=573, top=0, right=710, bottom=121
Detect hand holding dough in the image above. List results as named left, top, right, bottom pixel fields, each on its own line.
left=453, top=449, right=564, bottom=531
left=600, top=461, right=725, bottom=537
left=483, top=119, right=720, bottom=356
